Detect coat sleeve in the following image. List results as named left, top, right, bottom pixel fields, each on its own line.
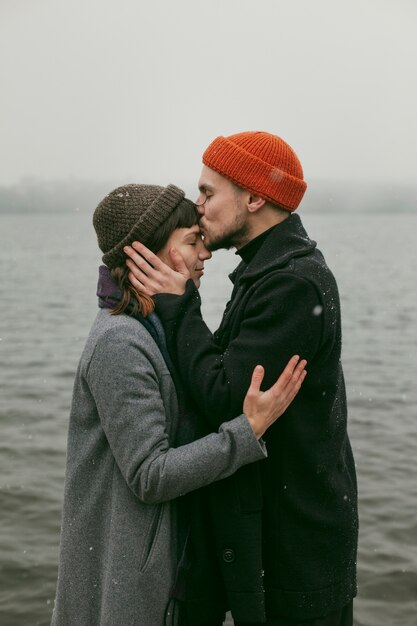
left=85, top=324, right=266, bottom=504
left=155, top=272, right=324, bottom=427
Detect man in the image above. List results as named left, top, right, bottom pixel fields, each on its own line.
left=125, top=131, right=358, bottom=626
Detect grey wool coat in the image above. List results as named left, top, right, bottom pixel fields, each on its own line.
left=51, top=309, right=266, bottom=626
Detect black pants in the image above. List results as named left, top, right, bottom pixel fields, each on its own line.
left=234, top=600, right=353, bottom=626
left=177, top=602, right=225, bottom=626
left=179, top=600, right=353, bottom=626
left=179, top=617, right=223, bottom=626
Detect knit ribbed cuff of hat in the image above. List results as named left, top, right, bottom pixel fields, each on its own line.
left=102, top=184, right=185, bottom=269
left=203, top=136, right=307, bottom=212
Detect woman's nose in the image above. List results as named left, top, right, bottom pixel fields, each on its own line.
left=199, top=246, right=212, bottom=260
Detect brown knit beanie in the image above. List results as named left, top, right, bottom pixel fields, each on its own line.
left=202, top=131, right=307, bottom=211
left=93, top=184, right=186, bottom=268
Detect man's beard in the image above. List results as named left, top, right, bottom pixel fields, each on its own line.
left=204, top=222, right=250, bottom=252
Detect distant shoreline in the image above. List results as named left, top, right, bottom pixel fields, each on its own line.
left=0, top=179, right=416, bottom=214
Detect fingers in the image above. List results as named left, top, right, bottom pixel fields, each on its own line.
left=281, top=354, right=301, bottom=382
left=126, top=257, right=151, bottom=281
left=169, top=247, right=189, bottom=275
left=125, top=241, right=164, bottom=271
left=284, top=369, right=307, bottom=405
left=125, top=257, right=157, bottom=295
left=292, top=358, right=308, bottom=383
left=243, top=359, right=307, bottom=438
left=127, top=269, right=152, bottom=295
left=269, top=356, right=304, bottom=395
left=268, top=357, right=307, bottom=411
left=124, top=247, right=159, bottom=279
left=247, top=365, right=265, bottom=396
left=124, top=242, right=179, bottom=296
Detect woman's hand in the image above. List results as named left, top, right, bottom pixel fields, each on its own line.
left=244, top=356, right=307, bottom=439
left=124, top=241, right=189, bottom=296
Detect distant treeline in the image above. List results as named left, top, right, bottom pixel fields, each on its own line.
left=0, top=178, right=416, bottom=214
left=0, top=179, right=113, bottom=214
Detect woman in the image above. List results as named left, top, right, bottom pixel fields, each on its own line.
left=51, top=184, right=306, bottom=626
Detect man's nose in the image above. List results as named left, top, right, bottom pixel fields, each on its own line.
left=195, top=195, right=205, bottom=214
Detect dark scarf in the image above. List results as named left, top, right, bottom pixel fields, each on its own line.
left=97, top=265, right=177, bottom=382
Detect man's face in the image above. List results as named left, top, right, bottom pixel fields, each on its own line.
left=196, top=166, right=249, bottom=251
left=157, top=225, right=212, bottom=288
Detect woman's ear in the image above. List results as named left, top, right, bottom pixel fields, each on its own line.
left=247, top=195, right=266, bottom=213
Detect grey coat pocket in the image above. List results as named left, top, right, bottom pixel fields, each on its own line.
left=139, top=504, right=164, bottom=572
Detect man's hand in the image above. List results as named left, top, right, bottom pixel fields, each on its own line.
left=124, top=241, right=190, bottom=296
left=244, top=355, right=307, bottom=439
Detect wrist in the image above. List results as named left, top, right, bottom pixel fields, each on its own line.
left=246, top=415, right=264, bottom=440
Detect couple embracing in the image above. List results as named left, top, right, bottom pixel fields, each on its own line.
left=52, top=132, right=358, bottom=626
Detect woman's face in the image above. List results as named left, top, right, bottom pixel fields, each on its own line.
left=157, top=225, right=212, bottom=288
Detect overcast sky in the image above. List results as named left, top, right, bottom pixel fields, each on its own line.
left=1, top=0, right=416, bottom=192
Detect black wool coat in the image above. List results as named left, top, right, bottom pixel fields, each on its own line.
left=156, top=214, right=358, bottom=622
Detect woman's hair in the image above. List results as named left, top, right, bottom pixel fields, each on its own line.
left=110, top=198, right=198, bottom=317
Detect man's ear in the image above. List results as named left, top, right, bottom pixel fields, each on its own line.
left=247, top=195, right=266, bottom=213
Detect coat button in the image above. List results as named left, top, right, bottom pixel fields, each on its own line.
left=222, top=548, right=235, bottom=563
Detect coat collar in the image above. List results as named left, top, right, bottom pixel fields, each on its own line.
left=229, top=214, right=316, bottom=284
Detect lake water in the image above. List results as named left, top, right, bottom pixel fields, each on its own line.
left=0, top=212, right=416, bottom=625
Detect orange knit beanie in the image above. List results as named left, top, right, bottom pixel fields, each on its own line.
left=202, top=131, right=307, bottom=212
